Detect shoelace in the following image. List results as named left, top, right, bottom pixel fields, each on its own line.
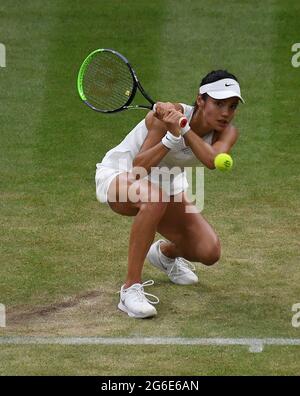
left=167, top=257, right=196, bottom=278
left=119, top=280, right=160, bottom=305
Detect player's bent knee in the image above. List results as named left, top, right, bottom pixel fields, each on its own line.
left=199, top=237, right=221, bottom=266
left=180, top=236, right=221, bottom=265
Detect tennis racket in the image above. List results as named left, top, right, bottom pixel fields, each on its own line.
left=77, top=48, right=188, bottom=127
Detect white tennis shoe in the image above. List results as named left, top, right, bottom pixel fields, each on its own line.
left=147, top=240, right=198, bottom=285
left=118, top=280, right=159, bottom=318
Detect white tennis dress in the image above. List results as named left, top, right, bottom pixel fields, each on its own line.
left=95, top=104, right=214, bottom=203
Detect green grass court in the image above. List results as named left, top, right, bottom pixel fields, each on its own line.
left=0, top=0, right=299, bottom=375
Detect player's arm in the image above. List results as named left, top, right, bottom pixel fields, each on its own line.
left=132, top=103, right=185, bottom=174
left=183, top=125, right=239, bottom=169
left=132, top=112, right=169, bottom=174
left=132, top=101, right=194, bottom=174
left=158, top=107, right=239, bottom=169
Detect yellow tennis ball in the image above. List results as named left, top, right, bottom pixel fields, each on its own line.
left=214, top=153, right=233, bottom=172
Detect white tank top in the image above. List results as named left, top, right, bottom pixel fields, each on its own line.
left=98, top=103, right=214, bottom=171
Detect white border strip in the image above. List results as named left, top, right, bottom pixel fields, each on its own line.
left=1, top=337, right=300, bottom=353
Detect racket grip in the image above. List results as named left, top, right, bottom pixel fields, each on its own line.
left=153, top=103, right=188, bottom=128
left=179, top=116, right=188, bottom=128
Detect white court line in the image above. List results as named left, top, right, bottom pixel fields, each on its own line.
left=1, top=337, right=300, bottom=353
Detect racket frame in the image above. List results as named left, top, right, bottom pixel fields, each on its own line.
left=77, top=48, right=155, bottom=113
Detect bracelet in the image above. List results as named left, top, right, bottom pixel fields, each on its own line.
left=161, top=131, right=182, bottom=150
left=181, top=122, right=191, bottom=136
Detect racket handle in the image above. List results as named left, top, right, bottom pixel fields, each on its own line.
left=179, top=116, right=188, bottom=128
left=153, top=103, right=188, bottom=128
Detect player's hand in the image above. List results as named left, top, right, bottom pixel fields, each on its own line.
left=160, top=109, right=183, bottom=137
left=153, top=102, right=177, bottom=120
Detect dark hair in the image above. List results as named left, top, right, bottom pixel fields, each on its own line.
left=200, top=69, right=239, bottom=86
left=199, top=70, right=239, bottom=101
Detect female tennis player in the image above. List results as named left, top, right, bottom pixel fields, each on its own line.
left=95, top=70, right=244, bottom=318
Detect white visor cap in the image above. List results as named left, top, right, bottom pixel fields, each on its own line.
left=199, top=78, right=244, bottom=103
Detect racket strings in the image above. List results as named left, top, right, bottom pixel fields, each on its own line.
left=83, top=52, right=134, bottom=111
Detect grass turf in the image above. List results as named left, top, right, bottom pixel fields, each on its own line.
left=0, top=0, right=299, bottom=375
left=1, top=345, right=300, bottom=376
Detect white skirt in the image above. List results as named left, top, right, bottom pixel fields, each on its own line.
left=95, top=164, right=188, bottom=204
left=95, top=165, right=125, bottom=204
